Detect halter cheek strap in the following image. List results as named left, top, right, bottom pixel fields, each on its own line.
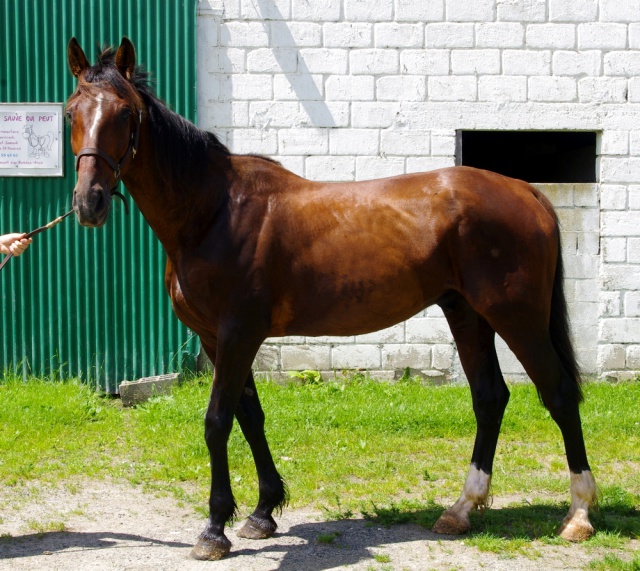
left=74, top=110, right=142, bottom=204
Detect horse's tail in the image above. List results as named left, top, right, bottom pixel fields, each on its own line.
left=547, top=209, right=583, bottom=403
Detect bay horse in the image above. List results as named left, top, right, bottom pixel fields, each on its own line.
left=66, top=37, right=597, bottom=560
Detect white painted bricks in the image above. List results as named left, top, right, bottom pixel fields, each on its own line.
left=197, top=1, right=640, bottom=381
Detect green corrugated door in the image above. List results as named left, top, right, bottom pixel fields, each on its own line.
left=0, top=0, right=200, bottom=392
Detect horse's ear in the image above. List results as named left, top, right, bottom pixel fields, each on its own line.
left=67, top=37, right=89, bottom=77
left=115, top=37, right=136, bottom=80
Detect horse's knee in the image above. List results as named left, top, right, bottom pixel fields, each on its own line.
left=204, top=411, right=234, bottom=444
left=236, top=392, right=266, bottom=430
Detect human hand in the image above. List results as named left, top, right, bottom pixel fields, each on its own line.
left=0, top=233, right=33, bottom=256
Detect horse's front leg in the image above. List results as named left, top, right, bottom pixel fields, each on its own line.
left=235, top=372, right=287, bottom=539
left=190, top=331, right=264, bottom=561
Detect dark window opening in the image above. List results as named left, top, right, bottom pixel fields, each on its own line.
left=457, top=131, right=598, bottom=183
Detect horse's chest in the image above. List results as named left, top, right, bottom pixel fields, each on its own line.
left=165, top=267, right=222, bottom=336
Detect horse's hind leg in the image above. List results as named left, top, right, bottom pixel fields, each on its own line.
left=234, top=372, right=287, bottom=540
left=490, top=312, right=596, bottom=541
left=432, top=292, right=510, bottom=535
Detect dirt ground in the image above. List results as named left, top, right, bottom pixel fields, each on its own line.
left=0, top=481, right=635, bottom=571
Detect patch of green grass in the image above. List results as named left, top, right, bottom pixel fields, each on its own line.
left=588, top=553, right=640, bottom=571
left=590, top=485, right=640, bottom=540
left=321, top=497, right=354, bottom=520
left=373, top=553, right=391, bottom=563
left=25, top=519, right=67, bottom=536
left=317, top=531, right=340, bottom=544
left=584, top=531, right=628, bottom=551
left=464, top=532, right=537, bottom=558
left=0, top=376, right=121, bottom=485
left=0, top=374, right=638, bottom=554
left=362, top=499, right=442, bottom=528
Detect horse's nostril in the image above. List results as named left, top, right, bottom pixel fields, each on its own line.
left=94, top=191, right=105, bottom=212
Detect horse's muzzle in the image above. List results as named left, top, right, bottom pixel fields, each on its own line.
left=73, top=184, right=111, bottom=227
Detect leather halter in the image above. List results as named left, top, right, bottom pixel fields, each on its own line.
left=74, top=109, right=142, bottom=198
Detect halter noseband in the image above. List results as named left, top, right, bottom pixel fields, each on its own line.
left=74, top=110, right=142, bottom=208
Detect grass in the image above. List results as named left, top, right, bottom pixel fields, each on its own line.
left=25, top=519, right=67, bottom=536
left=588, top=553, right=640, bottom=571
left=0, top=372, right=638, bottom=563
left=317, top=531, right=341, bottom=544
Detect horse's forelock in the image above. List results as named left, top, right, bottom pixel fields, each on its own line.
left=75, top=61, right=145, bottom=116
left=78, top=45, right=149, bottom=96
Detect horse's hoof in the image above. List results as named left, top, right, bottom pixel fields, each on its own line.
left=189, top=534, right=232, bottom=560
left=432, top=509, right=470, bottom=535
left=558, top=517, right=595, bottom=542
left=236, top=514, right=277, bottom=539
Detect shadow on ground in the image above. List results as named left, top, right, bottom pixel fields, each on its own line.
left=0, top=530, right=191, bottom=559
left=2, top=501, right=637, bottom=570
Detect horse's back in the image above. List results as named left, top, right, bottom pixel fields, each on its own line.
left=244, top=164, right=559, bottom=336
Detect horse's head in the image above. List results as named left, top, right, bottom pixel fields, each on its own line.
left=66, top=37, right=142, bottom=227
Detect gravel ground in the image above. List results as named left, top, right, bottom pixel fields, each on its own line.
left=0, top=481, right=635, bottom=571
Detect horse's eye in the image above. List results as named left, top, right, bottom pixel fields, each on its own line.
left=65, top=111, right=73, bottom=124
left=119, top=109, right=132, bottom=122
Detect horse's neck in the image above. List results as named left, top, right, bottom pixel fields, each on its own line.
left=122, top=141, right=229, bottom=260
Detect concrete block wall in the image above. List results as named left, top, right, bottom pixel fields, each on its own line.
left=196, top=0, right=640, bottom=381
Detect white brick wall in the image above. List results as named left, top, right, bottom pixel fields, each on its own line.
left=197, top=0, right=640, bottom=381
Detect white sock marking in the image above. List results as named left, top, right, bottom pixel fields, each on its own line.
left=448, top=465, right=492, bottom=521
left=567, top=470, right=596, bottom=519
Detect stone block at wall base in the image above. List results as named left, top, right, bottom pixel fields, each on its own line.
left=252, top=368, right=452, bottom=384
left=599, top=370, right=639, bottom=382
left=393, top=368, right=448, bottom=385
left=119, top=373, right=182, bottom=407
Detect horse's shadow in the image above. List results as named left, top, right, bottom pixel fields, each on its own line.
left=227, top=507, right=452, bottom=571
left=227, top=502, right=639, bottom=571
left=1, top=503, right=637, bottom=569
left=0, top=530, right=192, bottom=560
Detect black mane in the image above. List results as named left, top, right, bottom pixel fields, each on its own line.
left=82, top=47, right=231, bottom=183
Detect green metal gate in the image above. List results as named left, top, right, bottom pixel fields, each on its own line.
left=0, top=0, right=200, bottom=392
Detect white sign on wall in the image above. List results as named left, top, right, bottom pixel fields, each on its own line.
left=0, top=104, right=64, bottom=177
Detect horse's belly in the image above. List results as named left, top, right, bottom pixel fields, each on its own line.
left=272, top=272, right=441, bottom=337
